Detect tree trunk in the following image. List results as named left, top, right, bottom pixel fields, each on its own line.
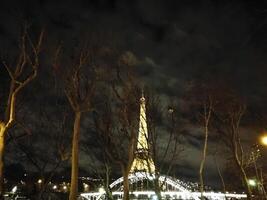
left=232, top=137, right=252, bottom=199
left=214, top=155, right=226, bottom=196
left=240, top=165, right=252, bottom=200
left=0, top=128, right=5, bottom=197
left=106, top=187, right=113, bottom=200
left=154, top=175, right=162, bottom=200
left=69, top=111, right=81, bottom=200
left=233, top=150, right=252, bottom=199
left=199, top=101, right=212, bottom=200
left=105, top=165, right=113, bottom=200
left=122, top=169, right=130, bottom=200
left=259, top=168, right=267, bottom=199
left=199, top=121, right=209, bottom=200
left=199, top=137, right=207, bottom=200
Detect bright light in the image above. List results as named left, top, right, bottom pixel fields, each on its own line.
left=152, top=195, right=158, bottom=200
left=37, top=179, right=42, bottom=184
left=168, top=107, right=174, bottom=114
left=98, top=187, right=105, bottom=193
left=83, top=183, right=89, bottom=188
left=11, top=186, right=17, bottom=193
left=53, top=185, right=57, bottom=190
left=248, top=179, right=257, bottom=186
left=63, top=185, right=67, bottom=190
left=260, top=135, right=267, bottom=146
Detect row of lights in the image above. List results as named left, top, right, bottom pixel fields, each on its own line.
left=36, top=179, right=69, bottom=192
left=36, top=179, right=89, bottom=192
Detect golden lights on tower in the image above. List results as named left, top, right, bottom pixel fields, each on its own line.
left=130, top=93, right=155, bottom=173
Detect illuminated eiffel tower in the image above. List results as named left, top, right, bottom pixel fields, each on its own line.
left=130, top=93, right=155, bottom=173
left=80, top=93, right=248, bottom=200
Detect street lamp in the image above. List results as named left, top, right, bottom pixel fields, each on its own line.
left=63, top=185, right=67, bottom=192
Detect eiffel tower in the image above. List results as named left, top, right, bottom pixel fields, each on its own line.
left=130, top=93, right=155, bottom=173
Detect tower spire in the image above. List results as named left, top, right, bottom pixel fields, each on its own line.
left=141, top=87, right=144, bottom=99
left=130, top=92, right=155, bottom=173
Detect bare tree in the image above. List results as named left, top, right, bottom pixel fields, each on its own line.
left=147, top=95, right=184, bottom=200
left=186, top=82, right=215, bottom=199
left=199, top=97, right=212, bottom=200
left=91, top=64, right=140, bottom=200
left=54, top=50, right=96, bottom=200
left=214, top=96, right=252, bottom=199
left=96, top=88, right=139, bottom=200
left=213, top=151, right=226, bottom=196
left=0, top=26, right=43, bottom=196
left=53, top=38, right=116, bottom=199
left=82, top=138, right=114, bottom=200
left=7, top=108, right=70, bottom=199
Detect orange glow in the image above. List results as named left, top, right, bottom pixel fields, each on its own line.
left=260, top=134, right=267, bottom=146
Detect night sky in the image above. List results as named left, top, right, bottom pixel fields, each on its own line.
left=1, top=0, right=267, bottom=189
